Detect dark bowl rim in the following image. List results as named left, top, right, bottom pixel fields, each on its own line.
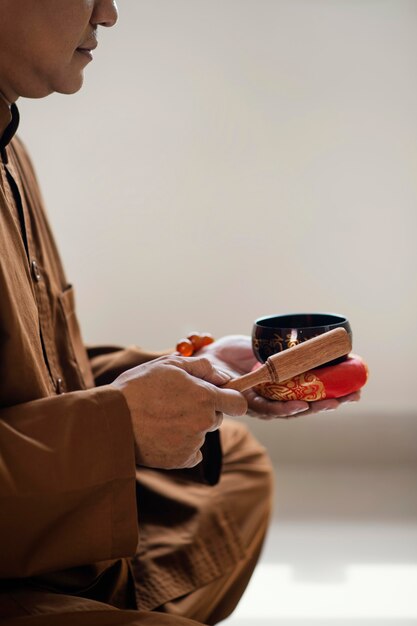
left=254, top=312, right=349, bottom=330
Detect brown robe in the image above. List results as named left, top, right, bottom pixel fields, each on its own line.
left=0, top=100, right=273, bottom=625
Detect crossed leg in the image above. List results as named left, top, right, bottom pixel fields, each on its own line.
left=2, top=420, right=274, bottom=626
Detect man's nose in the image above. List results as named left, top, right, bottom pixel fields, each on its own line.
left=92, top=0, right=119, bottom=28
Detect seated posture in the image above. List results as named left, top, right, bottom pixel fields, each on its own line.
left=0, top=2, right=351, bottom=624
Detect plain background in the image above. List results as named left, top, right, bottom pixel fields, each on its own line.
left=18, top=0, right=417, bottom=462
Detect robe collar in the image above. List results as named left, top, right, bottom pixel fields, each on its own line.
left=0, top=97, right=19, bottom=151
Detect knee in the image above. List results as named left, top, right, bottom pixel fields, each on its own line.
left=220, top=419, right=274, bottom=502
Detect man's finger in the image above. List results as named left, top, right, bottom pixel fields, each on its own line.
left=206, top=411, right=224, bottom=432
left=184, top=449, right=204, bottom=468
left=308, top=399, right=340, bottom=413
left=174, top=356, right=231, bottom=387
left=338, top=391, right=361, bottom=403
left=245, top=391, right=309, bottom=417
left=214, top=387, right=247, bottom=417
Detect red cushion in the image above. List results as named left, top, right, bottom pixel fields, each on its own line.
left=253, top=354, right=368, bottom=401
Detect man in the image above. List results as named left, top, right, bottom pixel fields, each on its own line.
left=0, top=2, right=356, bottom=625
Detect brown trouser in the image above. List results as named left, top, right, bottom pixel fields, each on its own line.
left=2, top=421, right=274, bottom=626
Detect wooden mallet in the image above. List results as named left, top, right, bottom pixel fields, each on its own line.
left=223, top=327, right=352, bottom=392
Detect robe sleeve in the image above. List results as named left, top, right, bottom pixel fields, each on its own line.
left=87, top=344, right=174, bottom=386
left=0, top=386, right=138, bottom=579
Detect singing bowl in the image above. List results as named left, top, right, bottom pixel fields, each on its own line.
left=252, top=312, right=352, bottom=366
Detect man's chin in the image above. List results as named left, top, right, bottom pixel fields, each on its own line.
left=53, top=73, right=85, bottom=96
left=19, top=75, right=84, bottom=99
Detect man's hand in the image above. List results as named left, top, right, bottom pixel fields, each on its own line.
left=200, top=335, right=360, bottom=420
left=111, top=355, right=247, bottom=469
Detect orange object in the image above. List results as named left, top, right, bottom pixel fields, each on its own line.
left=187, top=333, right=215, bottom=351
left=199, top=333, right=215, bottom=348
left=252, top=354, right=368, bottom=402
left=187, top=333, right=203, bottom=349
left=176, top=338, right=194, bottom=357
left=176, top=332, right=215, bottom=356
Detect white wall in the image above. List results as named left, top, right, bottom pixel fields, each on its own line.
left=18, top=0, right=417, bottom=421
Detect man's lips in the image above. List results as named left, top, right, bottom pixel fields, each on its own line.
left=76, top=40, right=97, bottom=58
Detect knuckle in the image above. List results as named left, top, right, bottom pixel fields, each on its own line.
left=195, top=356, right=213, bottom=375
left=156, top=355, right=180, bottom=366
left=186, top=452, right=203, bottom=469
left=160, top=357, right=187, bottom=373
left=173, top=450, right=196, bottom=469
left=177, top=444, right=203, bottom=469
left=197, top=356, right=211, bottom=369
left=208, top=412, right=223, bottom=432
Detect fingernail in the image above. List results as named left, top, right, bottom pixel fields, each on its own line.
left=217, top=370, right=231, bottom=381
left=289, top=408, right=307, bottom=416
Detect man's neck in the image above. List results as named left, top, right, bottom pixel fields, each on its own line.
left=0, top=91, right=11, bottom=108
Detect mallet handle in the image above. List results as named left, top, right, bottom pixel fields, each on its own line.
left=223, top=328, right=351, bottom=393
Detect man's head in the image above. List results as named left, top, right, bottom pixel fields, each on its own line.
left=0, top=0, right=118, bottom=103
